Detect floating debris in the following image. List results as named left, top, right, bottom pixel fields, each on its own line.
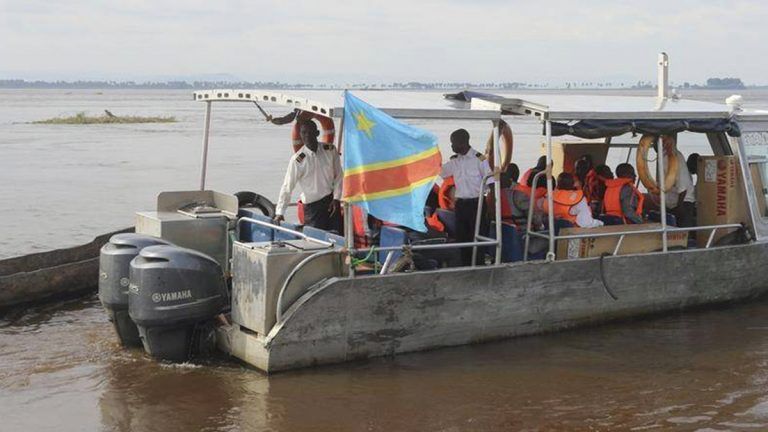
left=32, top=111, right=176, bottom=124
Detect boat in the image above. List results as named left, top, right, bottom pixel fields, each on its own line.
left=99, top=54, right=768, bottom=372
left=0, top=227, right=132, bottom=310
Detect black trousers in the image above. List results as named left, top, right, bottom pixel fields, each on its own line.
left=455, top=198, right=489, bottom=266
left=304, top=194, right=342, bottom=232
left=670, top=201, right=696, bottom=228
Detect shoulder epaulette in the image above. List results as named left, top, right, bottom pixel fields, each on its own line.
left=296, top=152, right=306, bottom=163
left=450, top=154, right=458, bottom=160
left=323, top=144, right=335, bottom=151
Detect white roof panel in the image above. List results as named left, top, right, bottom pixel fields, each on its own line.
left=471, top=93, right=733, bottom=121
left=192, top=89, right=499, bottom=120
left=192, top=89, right=737, bottom=122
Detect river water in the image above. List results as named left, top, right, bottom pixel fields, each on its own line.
left=2, top=88, right=768, bottom=431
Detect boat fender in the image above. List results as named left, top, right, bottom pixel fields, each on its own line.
left=485, top=119, right=514, bottom=171
left=438, top=177, right=456, bottom=210
left=636, top=134, right=678, bottom=195
left=234, top=191, right=276, bottom=218
left=291, top=113, right=335, bottom=152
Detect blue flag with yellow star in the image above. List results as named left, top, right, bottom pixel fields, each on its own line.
left=342, top=92, right=441, bottom=232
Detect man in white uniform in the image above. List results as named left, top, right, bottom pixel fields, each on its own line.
left=662, top=135, right=696, bottom=227
left=439, top=128, right=494, bottom=266
left=274, top=120, right=343, bottom=232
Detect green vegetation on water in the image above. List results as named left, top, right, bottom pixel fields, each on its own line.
left=32, top=111, right=176, bottom=125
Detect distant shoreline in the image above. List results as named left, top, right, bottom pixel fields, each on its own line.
left=0, top=79, right=761, bottom=91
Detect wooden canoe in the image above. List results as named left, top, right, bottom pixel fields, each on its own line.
left=0, top=227, right=133, bottom=310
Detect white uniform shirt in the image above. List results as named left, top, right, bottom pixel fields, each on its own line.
left=276, top=144, right=343, bottom=216
left=440, top=147, right=493, bottom=199
left=664, top=149, right=695, bottom=208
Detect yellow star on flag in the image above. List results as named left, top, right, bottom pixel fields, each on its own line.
left=354, top=110, right=376, bottom=138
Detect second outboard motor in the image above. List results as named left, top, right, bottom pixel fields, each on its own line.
left=128, top=245, right=229, bottom=362
left=99, top=233, right=173, bottom=347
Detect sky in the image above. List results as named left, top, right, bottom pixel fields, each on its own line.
left=1, top=0, right=767, bottom=85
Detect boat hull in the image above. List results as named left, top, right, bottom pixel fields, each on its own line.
left=0, top=228, right=133, bottom=310
left=219, top=241, right=768, bottom=373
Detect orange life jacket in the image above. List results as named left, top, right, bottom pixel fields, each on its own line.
left=352, top=205, right=373, bottom=248
left=438, top=177, right=455, bottom=210
left=513, top=183, right=547, bottom=200
left=583, top=169, right=604, bottom=202
left=603, top=178, right=644, bottom=223
left=541, top=189, right=584, bottom=224
left=426, top=212, right=445, bottom=232
left=519, top=168, right=534, bottom=186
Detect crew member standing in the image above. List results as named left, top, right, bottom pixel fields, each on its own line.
left=439, top=129, right=494, bottom=266
left=661, top=134, right=696, bottom=228
left=274, top=120, right=342, bottom=232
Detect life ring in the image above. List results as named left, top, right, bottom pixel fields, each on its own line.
left=291, top=113, right=336, bottom=152
left=485, top=119, right=514, bottom=171
left=636, top=134, right=678, bottom=194
left=438, top=177, right=456, bottom=210
left=234, top=191, right=276, bottom=218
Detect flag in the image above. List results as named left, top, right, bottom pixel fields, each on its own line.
left=342, top=92, right=441, bottom=232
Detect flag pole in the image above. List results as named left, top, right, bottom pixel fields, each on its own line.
left=340, top=90, right=355, bottom=276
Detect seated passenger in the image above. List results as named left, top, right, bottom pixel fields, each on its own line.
left=590, top=164, right=614, bottom=214
left=540, top=172, right=604, bottom=228
left=574, top=155, right=595, bottom=190
left=499, top=163, right=520, bottom=220
left=520, top=156, right=547, bottom=186
left=509, top=168, right=548, bottom=228
left=603, top=163, right=644, bottom=224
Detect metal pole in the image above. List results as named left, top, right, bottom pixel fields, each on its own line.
left=344, top=201, right=355, bottom=277
left=523, top=170, right=545, bottom=262
left=658, top=137, right=668, bottom=252
left=199, top=101, right=212, bottom=191
left=545, top=120, right=555, bottom=261
left=493, top=122, right=502, bottom=265
left=657, top=52, right=669, bottom=99
left=471, top=173, right=493, bottom=266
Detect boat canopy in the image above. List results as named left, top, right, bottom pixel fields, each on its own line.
left=193, top=89, right=744, bottom=136
left=192, top=89, right=501, bottom=120
left=463, top=92, right=742, bottom=137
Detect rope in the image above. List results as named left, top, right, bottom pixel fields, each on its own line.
left=350, top=246, right=376, bottom=267
left=598, top=253, right=619, bottom=301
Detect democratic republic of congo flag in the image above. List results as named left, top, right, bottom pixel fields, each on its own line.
left=342, top=92, right=441, bottom=232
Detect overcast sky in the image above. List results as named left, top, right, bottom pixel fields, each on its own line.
left=2, top=0, right=766, bottom=84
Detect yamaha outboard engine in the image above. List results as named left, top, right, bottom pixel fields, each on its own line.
left=128, top=245, right=229, bottom=362
left=99, top=233, right=173, bottom=347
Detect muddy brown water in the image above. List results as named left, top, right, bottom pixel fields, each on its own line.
left=3, top=89, right=768, bottom=431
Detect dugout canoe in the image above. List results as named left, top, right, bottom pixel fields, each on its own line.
left=0, top=227, right=133, bottom=310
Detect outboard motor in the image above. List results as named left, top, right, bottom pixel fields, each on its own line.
left=128, top=245, right=229, bottom=362
left=99, top=233, right=173, bottom=347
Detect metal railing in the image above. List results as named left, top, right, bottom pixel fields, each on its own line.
left=275, top=249, right=341, bottom=323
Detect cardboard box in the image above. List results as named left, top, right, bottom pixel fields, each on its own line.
left=696, top=156, right=747, bottom=247
left=556, top=223, right=688, bottom=260
left=540, top=140, right=609, bottom=178
left=749, top=162, right=767, bottom=218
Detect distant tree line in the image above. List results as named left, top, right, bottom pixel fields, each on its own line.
left=0, top=77, right=755, bottom=90
left=0, top=79, right=546, bottom=90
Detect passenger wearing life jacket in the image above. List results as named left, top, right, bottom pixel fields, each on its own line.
left=519, top=155, right=547, bottom=186
left=540, top=172, right=604, bottom=228
left=590, top=164, right=614, bottom=214
left=499, top=163, right=520, bottom=220
left=603, top=163, right=644, bottom=224
left=509, top=168, right=548, bottom=227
